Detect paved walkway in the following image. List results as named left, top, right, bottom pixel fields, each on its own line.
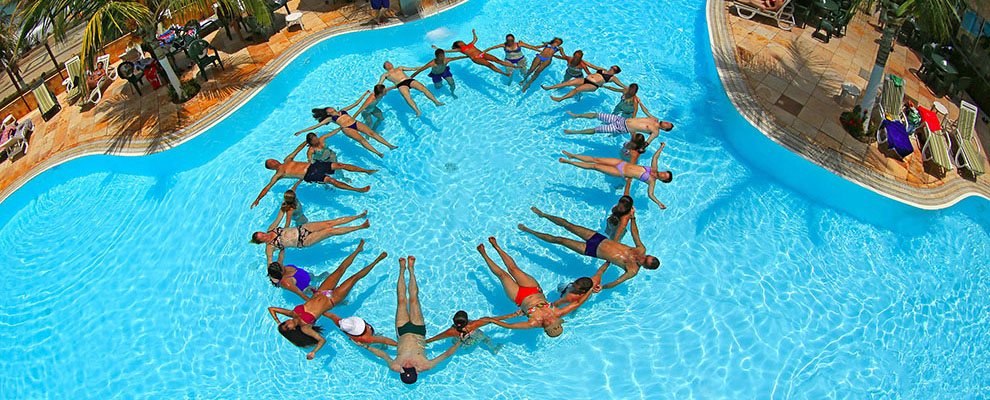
left=0, top=0, right=453, bottom=202
left=709, top=0, right=990, bottom=208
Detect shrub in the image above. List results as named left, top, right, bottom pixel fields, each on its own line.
left=168, top=80, right=200, bottom=104
left=839, top=105, right=865, bottom=138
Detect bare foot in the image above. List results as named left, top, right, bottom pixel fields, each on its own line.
left=387, top=144, right=398, bottom=150
left=375, top=252, right=388, bottom=262
left=521, top=83, right=530, bottom=92
left=530, top=206, right=545, bottom=216
left=407, top=256, right=415, bottom=272
left=359, top=220, right=371, bottom=229
left=562, top=150, right=576, bottom=158
left=359, top=210, right=368, bottom=218
left=551, top=96, right=563, bottom=102
left=358, top=186, right=371, bottom=192
left=416, top=111, right=422, bottom=117
left=565, top=111, right=578, bottom=118
left=366, top=169, right=380, bottom=174
left=517, top=223, right=533, bottom=233
left=488, top=236, right=498, bottom=246
left=356, top=238, right=365, bottom=250
left=540, top=85, right=551, bottom=91
left=375, top=151, right=385, bottom=158
left=557, top=157, right=567, bottom=163
left=476, top=243, right=486, bottom=253
left=399, top=257, right=406, bottom=269
left=435, top=101, right=445, bottom=106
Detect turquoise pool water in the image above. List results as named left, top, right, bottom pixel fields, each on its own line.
left=2, top=0, right=989, bottom=398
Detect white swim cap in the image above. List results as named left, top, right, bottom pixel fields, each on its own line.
left=339, top=317, right=367, bottom=336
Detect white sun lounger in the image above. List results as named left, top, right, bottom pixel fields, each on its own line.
left=732, top=0, right=795, bottom=31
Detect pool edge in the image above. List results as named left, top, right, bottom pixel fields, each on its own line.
left=0, top=0, right=472, bottom=206
left=704, top=0, right=990, bottom=210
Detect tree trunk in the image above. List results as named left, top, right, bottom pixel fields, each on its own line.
left=45, top=41, right=65, bottom=79
left=859, top=20, right=901, bottom=127
left=2, top=60, right=31, bottom=109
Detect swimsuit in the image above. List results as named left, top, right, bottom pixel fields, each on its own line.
left=524, top=302, right=551, bottom=316
left=584, top=232, right=607, bottom=257
left=613, top=98, right=636, bottom=118
left=593, top=113, right=629, bottom=134
left=283, top=265, right=311, bottom=289
left=537, top=44, right=558, bottom=62
left=565, top=62, right=584, bottom=79
left=331, top=110, right=359, bottom=130
left=460, top=43, right=484, bottom=59
left=312, top=139, right=336, bottom=162
left=304, top=161, right=335, bottom=183
left=292, top=290, right=335, bottom=324
left=397, top=321, right=427, bottom=336
left=427, top=66, right=453, bottom=84
left=270, top=226, right=312, bottom=249
left=397, top=78, right=416, bottom=88
left=504, top=45, right=525, bottom=64
left=582, top=71, right=613, bottom=88
left=514, top=286, right=543, bottom=306
left=361, top=97, right=383, bottom=118
left=639, top=166, right=652, bottom=183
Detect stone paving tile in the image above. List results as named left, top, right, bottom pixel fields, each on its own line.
left=1, top=0, right=451, bottom=197
left=722, top=2, right=990, bottom=197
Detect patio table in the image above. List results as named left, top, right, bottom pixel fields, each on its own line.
left=930, top=53, right=958, bottom=75
left=812, top=0, right=839, bottom=12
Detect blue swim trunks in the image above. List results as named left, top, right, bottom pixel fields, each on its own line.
left=427, top=66, right=453, bottom=84
left=370, top=0, right=389, bottom=10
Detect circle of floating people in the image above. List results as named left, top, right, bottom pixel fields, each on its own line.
left=252, top=28, right=676, bottom=384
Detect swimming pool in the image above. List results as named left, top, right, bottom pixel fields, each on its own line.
left=2, top=0, right=989, bottom=397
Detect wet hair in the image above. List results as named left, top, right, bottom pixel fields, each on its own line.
left=661, top=121, right=675, bottom=132
left=660, top=171, right=673, bottom=183
left=624, top=83, right=639, bottom=99
left=373, top=84, right=386, bottom=97
left=305, top=132, right=319, bottom=146
left=452, top=310, right=469, bottom=334
left=452, top=40, right=465, bottom=49
left=569, top=50, right=584, bottom=67
left=281, top=190, right=297, bottom=212
left=551, top=37, right=563, bottom=45
left=434, top=48, right=445, bottom=58
left=627, top=133, right=647, bottom=154
left=278, top=321, right=324, bottom=347
left=544, top=320, right=563, bottom=337
left=570, top=277, right=594, bottom=295
left=268, top=262, right=284, bottom=287
left=611, top=65, right=621, bottom=73
left=505, top=33, right=515, bottom=42
left=250, top=232, right=266, bottom=244
left=311, top=108, right=329, bottom=122
left=644, top=256, right=660, bottom=270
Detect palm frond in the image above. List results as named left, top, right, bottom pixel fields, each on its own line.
left=81, top=1, right=151, bottom=68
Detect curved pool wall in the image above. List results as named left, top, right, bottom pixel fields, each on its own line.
left=1, top=0, right=988, bottom=398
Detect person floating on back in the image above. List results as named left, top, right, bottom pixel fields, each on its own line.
left=559, top=143, right=672, bottom=209
left=426, top=310, right=507, bottom=354
left=294, top=92, right=398, bottom=158
left=250, top=141, right=377, bottom=209
left=519, top=206, right=659, bottom=289
left=377, top=61, right=445, bottom=117
left=476, top=236, right=594, bottom=337
left=434, top=29, right=523, bottom=79
left=354, top=256, right=462, bottom=385
left=251, top=211, right=370, bottom=265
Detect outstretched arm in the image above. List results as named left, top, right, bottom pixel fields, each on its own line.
left=591, top=261, right=610, bottom=288
left=647, top=145, right=666, bottom=210
left=426, top=340, right=462, bottom=369
left=318, top=127, right=343, bottom=141
left=482, top=318, right=531, bottom=330
left=470, top=29, right=478, bottom=45
left=610, top=76, right=628, bottom=89
left=638, top=98, right=656, bottom=119
left=302, top=326, right=326, bottom=360
left=602, top=85, right=625, bottom=93
left=431, top=45, right=460, bottom=54
left=557, top=288, right=593, bottom=317
left=293, top=119, right=331, bottom=136
left=481, top=43, right=504, bottom=53
left=341, top=91, right=370, bottom=112
left=583, top=59, right=605, bottom=72
left=355, top=340, right=393, bottom=363
left=602, top=270, right=636, bottom=290
left=252, top=173, right=282, bottom=209
left=410, top=61, right=434, bottom=78
left=285, top=140, right=308, bottom=162
left=612, top=209, right=633, bottom=241
left=268, top=307, right=296, bottom=323
left=629, top=214, right=645, bottom=250
left=286, top=281, right=310, bottom=302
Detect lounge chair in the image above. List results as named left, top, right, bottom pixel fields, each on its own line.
left=31, top=83, right=61, bottom=121
left=951, top=101, right=985, bottom=176
left=877, top=119, right=913, bottom=158
left=97, top=54, right=118, bottom=81
left=0, top=117, right=33, bottom=160
left=63, top=55, right=86, bottom=104
left=732, top=0, right=795, bottom=31
left=877, top=74, right=906, bottom=124
left=918, top=106, right=954, bottom=172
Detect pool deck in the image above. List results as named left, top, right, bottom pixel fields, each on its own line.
left=708, top=0, right=990, bottom=209
left=0, top=0, right=461, bottom=204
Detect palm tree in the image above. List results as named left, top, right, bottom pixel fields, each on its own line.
left=0, top=14, right=30, bottom=108
left=858, top=0, right=959, bottom=125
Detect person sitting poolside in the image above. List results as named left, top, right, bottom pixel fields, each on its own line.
left=475, top=237, right=594, bottom=337
left=353, top=256, right=462, bottom=384
left=267, top=244, right=386, bottom=359
left=558, top=144, right=671, bottom=209
left=519, top=207, right=659, bottom=289
left=563, top=111, right=674, bottom=146
left=540, top=66, right=625, bottom=101
left=251, top=211, right=370, bottom=265
left=425, top=310, right=506, bottom=354
left=250, top=140, right=377, bottom=209
left=86, top=61, right=106, bottom=89
left=411, top=49, right=467, bottom=98
left=293, top=92, right=398, bottom=158
left=330, top=315, right=399, bottom=348
left=433, top=29, right=523, bottom=80
left=377, top=61, right=445, bottom=117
